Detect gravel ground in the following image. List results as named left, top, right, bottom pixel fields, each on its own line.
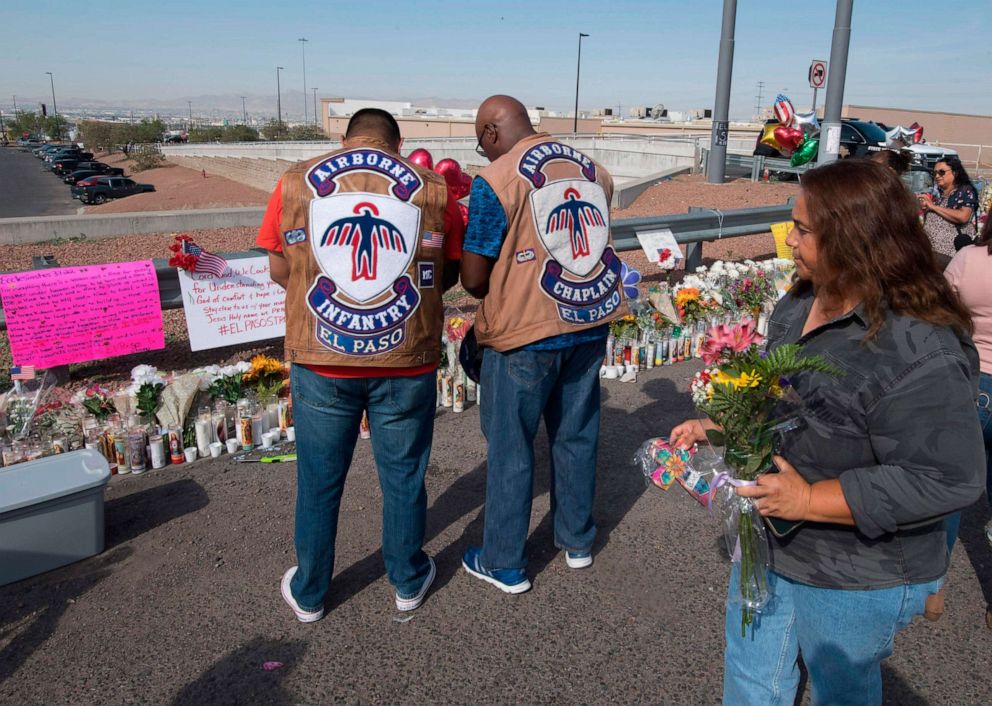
left=81, top=153, right=269, bottom=214
left=1, top=364, right=989, bottom=705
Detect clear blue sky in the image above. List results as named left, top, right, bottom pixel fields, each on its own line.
left=3, top=0, right=990, bottom=118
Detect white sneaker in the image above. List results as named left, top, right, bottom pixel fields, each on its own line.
left=395, top=557, right=436, bottom=612
left=280, top=566, right=324, bottom=623
left=565, top=550, right=593, bottom=569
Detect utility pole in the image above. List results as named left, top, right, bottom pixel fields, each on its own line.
left=241, top=96, right=248, bottom=125
left=754, top=81, right=765, bottom=121
left=573, top=32, right=589, bottom=133
left=312, top=88, right=318, bottom=130
left=706, top=0, right=737, bottom=184
left=45, top=72, right=59, bottom=139
left=276, top=66, right=285, bottom=129
left=299, top=38, right=309, bottom=123
left=817, top=0, right=853, bottom=166
left=187, top=101, right=193, bottom=129
left=12, top=95, right=17, bottom=115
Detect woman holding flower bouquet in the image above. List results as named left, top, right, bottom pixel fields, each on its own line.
left=671, top=159, right=985, bottom=706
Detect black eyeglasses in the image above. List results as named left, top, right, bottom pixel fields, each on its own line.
left=476, top=123, right=495, bottom=158
left=934, top=169, right=948, bottom=177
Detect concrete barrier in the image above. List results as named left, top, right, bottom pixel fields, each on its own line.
left=612, top=166, right=692, bottom=209
left=0, top=207, right=266, bottom=245
left=162, top=135, right=704, bottom=191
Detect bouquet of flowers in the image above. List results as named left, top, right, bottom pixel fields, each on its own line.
left=243, top=355, right=286, bottom=400
left=168, top=234, right=198, bottom=272
left=608, top=313, right=639, bottom=341
left=446, top=316, right=471, bottom=343
left=128, top=365, right=167, bottom=419
left=727, top=269, right=777, bottom=314
left=204, top=362, right=252, bottom=404
left=73, top=384, right=118, bottom=421
left=633, top=300, right=670, bottom=339
left=687, top=320, right=837, bottom=634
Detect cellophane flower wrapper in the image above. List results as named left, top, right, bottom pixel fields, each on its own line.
left=714, top=481, right=771, bottom=619
left=634, top=438, right=694, bottom=491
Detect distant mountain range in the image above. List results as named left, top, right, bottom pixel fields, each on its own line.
left=1, top=92, right=484, bottom=122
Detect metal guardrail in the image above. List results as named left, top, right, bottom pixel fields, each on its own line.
left=0, top=202, right=793, bottom=330
left=706, top=150, right=814, bottom=182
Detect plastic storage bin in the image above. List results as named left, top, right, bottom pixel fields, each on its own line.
left=0, top=448, right=111, bottom=587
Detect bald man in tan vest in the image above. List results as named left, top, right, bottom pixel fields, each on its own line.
left=460, top=95, right=627, bottom=593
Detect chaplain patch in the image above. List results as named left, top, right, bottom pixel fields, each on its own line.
left=284, top=228, right=307, bottom=246
left=418, top=262, right=435, bottom=288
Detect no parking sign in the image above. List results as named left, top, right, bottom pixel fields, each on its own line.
left=809, top=59, right=827, bottom=89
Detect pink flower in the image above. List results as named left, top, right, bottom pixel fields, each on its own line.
left=700, top=320, right=764, bottom=365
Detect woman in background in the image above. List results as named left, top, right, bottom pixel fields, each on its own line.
left=921, top=156, right=978, bottom=266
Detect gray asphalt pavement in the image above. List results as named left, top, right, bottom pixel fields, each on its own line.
left=1, top=362, right=990, bottom=705
left=0, top=146, right=80, bottom=218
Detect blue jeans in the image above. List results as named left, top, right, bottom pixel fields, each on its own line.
left=723, top=565, right=942, bottom=706
left=944, top=371, right=992, bottom=550
left=479, top=338, right=604, bottom=570
left=288, top=364, right=435, bottom=611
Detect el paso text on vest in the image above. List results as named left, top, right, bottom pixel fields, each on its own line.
left=309, top=152, right=418, bottom=189
left=519, top=143, right=593, bottom=176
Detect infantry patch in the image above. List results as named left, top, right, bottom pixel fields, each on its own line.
left=283, top=228, right=307, bottom=245
left=517, top=141, right=597, bottom=189
left=418, top=262, right=435, bottom=288
left=515, top=248, right=536, bottom=264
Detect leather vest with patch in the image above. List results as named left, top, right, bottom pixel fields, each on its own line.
left=279, top=136, right=449, bottom=367
left=473, top=133, right=627, bottom=352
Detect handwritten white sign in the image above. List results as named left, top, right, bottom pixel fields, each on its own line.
left=635, top=228, right=683, bottom=270
left=178, top=256, right=285, bottom=351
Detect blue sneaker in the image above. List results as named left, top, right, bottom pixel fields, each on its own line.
left=395, top=556, right=436, bottom=612
left=462, top=547, right=531, bottom=594
left=565, top=550, right=593, bottom=569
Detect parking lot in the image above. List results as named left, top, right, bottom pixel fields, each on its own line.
left=0, top=147, right=80, bottom=218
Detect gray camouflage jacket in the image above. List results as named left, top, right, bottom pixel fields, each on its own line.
left=767, top=286, right=985, bottom=589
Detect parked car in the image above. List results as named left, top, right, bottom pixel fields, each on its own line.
left=73, top=176, right=155, bottom=204
left=63, top=166, right=125, bottom=184
left=753, top=118, right=888, bottom=160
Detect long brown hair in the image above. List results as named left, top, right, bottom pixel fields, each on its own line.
left=977, top=208, right=992, bottom=254
left=799, top=159, right=972, bottom=338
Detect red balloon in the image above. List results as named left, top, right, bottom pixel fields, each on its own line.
left=450, top=172, right=472, bottom=200
left=434, top=158, right=460, bottom=178
left=407, top=148, right=434, bottom=170
left=457, top=201, right=469, bottom=226
left=773, top=125, right=804, bottom=153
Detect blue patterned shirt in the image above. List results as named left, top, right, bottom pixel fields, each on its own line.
left=463, top=176, right=608, bottom=351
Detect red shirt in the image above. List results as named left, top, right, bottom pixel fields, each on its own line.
left=257, top=178, right=465, bottom=379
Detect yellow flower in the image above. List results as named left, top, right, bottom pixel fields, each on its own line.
left=769, top=382, right=783, bottom=398
left=735, top=371, right=762, bottom=389
left=244, top=354, right=285, bottom=381
left=710, top=370, right=737, bottom=387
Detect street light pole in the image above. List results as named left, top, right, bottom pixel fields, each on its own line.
left=312, top=88, right=318, bottom=131
left=705, top=0, right=738, bottom=185
left=241, top=96, right=248, bottom=125
left=816, top=0, right=854, bottom=166
left=573, top=32, right=589, bottom=134
left=45, top=71, right=59, bottom=139
left=276, top=66, right=284, bottom=129
left=298, top=38, right=309, bottom=123
left=12, top=95, right=18, bottom=116
left=187, top=100, right=193, bottom=129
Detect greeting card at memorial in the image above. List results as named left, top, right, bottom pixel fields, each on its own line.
left=0, top=261, right=165, bottom=369
left=178, top=255, right=286, bottom=351
left=636, top=227, right=683, bottom=270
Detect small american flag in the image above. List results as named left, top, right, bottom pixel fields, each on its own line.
left=182, top=239, right=229, bottom=277
left=421, top=231, right=444, bottom=249
left=11, top=365, right=36, bottom=381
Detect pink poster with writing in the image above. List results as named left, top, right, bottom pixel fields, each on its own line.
left=0, top=261, right=165, bottom=369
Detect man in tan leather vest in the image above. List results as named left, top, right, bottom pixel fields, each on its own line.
left=459, top=95, right=626, bottom=593
left=256, top=109, right=464, bottom=621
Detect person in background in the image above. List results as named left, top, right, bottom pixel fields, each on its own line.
left=671, top=159, right=984, bottom=705
left=869, top=148, right=910, bottom=176
left=257, top=108, right=464, bottom=622
left=459, top=95, right=626, bottom=593
left=944, top=213, right=992, bottom=628
left=921, top=156, right=978, bottom=267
